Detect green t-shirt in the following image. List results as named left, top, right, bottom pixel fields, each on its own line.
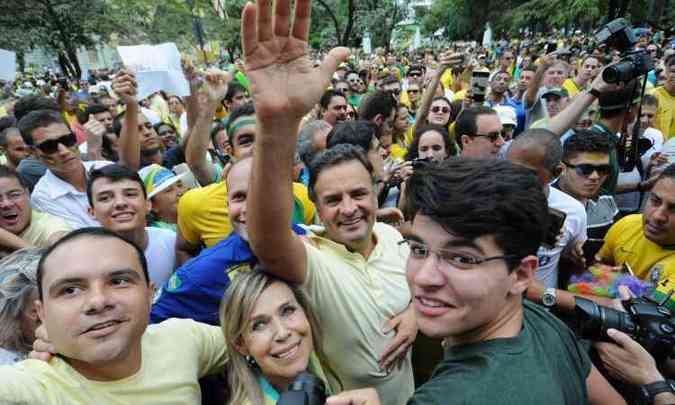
left=408, top=301, right=591, bottom=405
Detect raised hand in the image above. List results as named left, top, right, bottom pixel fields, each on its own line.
left=240, top=0, right=349, bottom=124
left=112, top=69, right=138, bottom=105
left=202, top=69, right=231, bottom=107
left=84, top=114, right=106, bottom=153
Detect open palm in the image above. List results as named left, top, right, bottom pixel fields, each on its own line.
left=241, top=0, right=349, bottom=123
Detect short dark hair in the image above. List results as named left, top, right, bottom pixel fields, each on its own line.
left=0, top=165, right=29, bottom=189
left=404, top=158, right=549, bottom=270
left=37, top=227, right=149, bottom=300
left=210, top=121, right=226, bottom=150
left=153, top=121, right=177, bottom=136
left=78, top=104, right=110, bottom=125
left=225, top=82, right=247, bottom=102
left=86, top=164, right=147, bottom=207
left=0, top=116, right=16, bottom=133
left=406, top=124, right=455, bottom=161
left=17, top=109, right=66, bottom=145
left=563, top=130, right=611, bottom=162
left=599, top=79, right=639, bottom=119
left=226, top=102, right=256, bottom=146
left=308, top=143, right=374, bottom=202
left=455, top=106, right=497, bottom=139
left=319, top=90, right=346, bottom=110
left=379, top=75, right=400, bottom=87
left=656, top=163, right=675, bottom=184
left=326, top=120, right=378, bottom=152
left=510, top=128, right=562, bottom=173
left=358, top=90, right=397, bottom=123
left=13, top=96, right=59, bottom=122
left=642, top=94, right=659, bottom=108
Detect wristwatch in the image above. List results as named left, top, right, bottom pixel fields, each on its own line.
left=542, top=288, right=557, bottom=308
left=639, top=380, right=675, bottom=404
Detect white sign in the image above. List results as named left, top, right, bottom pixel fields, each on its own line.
left=363, top=32, right=372, bottom=55
left=117, top=43, right=189, bottom=100
left=0, top=49, right=17, bottom=82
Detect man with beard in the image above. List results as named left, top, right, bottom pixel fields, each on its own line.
left=319, top=89, right=348, bottom=127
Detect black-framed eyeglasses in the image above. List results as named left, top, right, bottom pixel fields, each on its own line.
left=563, top=161, right=611, bottom=177
left=34, top=132, right=78, bottom=154
left=408, top=89, right=420, bottom=94
left=398, top=239, right=519, bottom=270
left=472, top=131, right=503, bottom=143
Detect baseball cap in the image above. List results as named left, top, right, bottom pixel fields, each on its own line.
left=541, top=87, right=569, bottom=98
left=138, top=164, right=187, bottom=199
left=493, top=105, right=517, bottom=126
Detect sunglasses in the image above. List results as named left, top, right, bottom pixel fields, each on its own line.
left=564, top=161, right=611, bottom=177
left=472, top=131, right=502, bottom=143
left=408, top=72, right=422, bottom=77
left=408, top=89, right=420, bottom=94
left=34, top=132, right=78, bottom=154
left=431, top=106, right=450, bottom=114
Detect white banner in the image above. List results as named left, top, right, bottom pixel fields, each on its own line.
left=117, top=43, right=189, bottom=100
left=0, top=49, right=17, bottom=82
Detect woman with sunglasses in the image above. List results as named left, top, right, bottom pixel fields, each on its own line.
left=221, top=269, right=341, bottom=405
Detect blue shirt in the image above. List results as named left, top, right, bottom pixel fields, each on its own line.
left=487, top=97, right=526, bottom=136
left=150, top=225, right=306, bottom=325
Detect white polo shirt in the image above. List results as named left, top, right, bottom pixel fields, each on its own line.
left=31, top=160, right=111, bottom=230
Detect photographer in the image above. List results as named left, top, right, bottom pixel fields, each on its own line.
left=596, top=329, right=675, bottom=405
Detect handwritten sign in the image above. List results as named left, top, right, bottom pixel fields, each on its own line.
left=117, top=43, right=189, bottom=100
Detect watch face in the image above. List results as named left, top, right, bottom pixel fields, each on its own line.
left=542, top=294, right=555, bottom=306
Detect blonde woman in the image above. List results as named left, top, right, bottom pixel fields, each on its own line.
left=0, top=248, right=43, bottom=365
left=220, top=269, right=340, bottom=405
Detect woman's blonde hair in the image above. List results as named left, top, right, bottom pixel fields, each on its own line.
left=220, top=269, right=339, bottom=405
left=0, top=248, right=43, bottom=354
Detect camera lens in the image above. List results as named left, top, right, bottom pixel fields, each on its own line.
left=574, top=297, right=637, bottom=340
left=602, top=60, right=635, bottom=83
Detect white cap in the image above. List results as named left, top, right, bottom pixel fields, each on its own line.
left=493, top=105, right=517, bottom=126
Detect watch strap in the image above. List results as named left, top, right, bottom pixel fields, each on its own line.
left=589, top=88, right=601, bottom=98
left=640, top=380, right=675, bottom=404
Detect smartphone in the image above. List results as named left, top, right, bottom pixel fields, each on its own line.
left=582, top=238, right=604, bottom=265
left=470, top=70, right=490, bottom=103
left=542, top=207, right=567, bottom=249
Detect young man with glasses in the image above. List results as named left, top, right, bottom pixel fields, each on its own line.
left=555, top=131, right=619, bottom=252
left=456, top=106, right=505, bottom=159
left=400, top=158, right=623, bottom=405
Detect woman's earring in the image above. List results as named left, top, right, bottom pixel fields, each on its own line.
left=246, top=355, right=257, bottom=366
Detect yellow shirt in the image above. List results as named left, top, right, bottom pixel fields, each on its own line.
left=652, top=87, right=675, bottom=139
left=20, top=210, right=72, bottom=247
left=440, top=68, right=454, bottom=90
left=0, top=319, right=227, bottom=404
left=302, top=222, right=413, bottom=405
left=177, top=181, right=316, bottom=248
left=597, top=214, right=675, bottom=296
left=562, top=78, right=581, bottom=98
left=390, top=143, right=407, bottom=160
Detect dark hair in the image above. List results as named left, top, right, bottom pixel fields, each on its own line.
left=666, top=54, right=675, bottom=69
left=37, top=227, right=150, bottom=300
left=153, top=121, right=177, bottom=136
left=17, top=109, right=66, bottom=145
left=642, top=94, right=659, bottom=108
left=404, top=158, right=549, bottom=270
left=0, top=165, right=29, bottom=189
left=326, top=120, right=378, bottom=152
left=406, top=125, right=455, bottom=161
left=0, top=116, right=16, bottom=133
left=319, top=90, right=346, bottom=110
left=86, top=164, right=148, bottom=207
left=77, top=104, right=110, bottom=125
left=226, top=102, right=256, bottom=146
left=379, top=75, right=400, bottom=87
left=308, top=144, right=374, bottom=202
left=509, top=128, right=562, bottom=173
left=13, top=96, right=59, bottom=122
left=427, top=96, right=454, bottom=126
left=111, top=111, right=126, bottom=137
left=210, top=121, right=227, bottom=150
left=563, top=129, right=611, bottom=162
left=656, top=163, right=675, bottom=184
left=358, top=90, right=397, bottom=123
left=455, top=106, right=497, bottom=139
left=225, top=82, right=247, bottom=103
left=599, top=79, right=639, bottom=119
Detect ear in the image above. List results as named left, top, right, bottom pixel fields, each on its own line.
left=35, top=299, right=46, bottom=324
left=374, top=114, right=384, bottom=127
left=509, top=255, right=537, bottom=296
left=146, top=282, right=155, bottom=308
left=88, top=206, right=96, bottom=219
left=145, top=199, right=152, bottom=215
left=551, top=162, right=564, bottom=179
left=460, top=134, right=471, bottom=147
left=233, top=337, right=250, bottom=357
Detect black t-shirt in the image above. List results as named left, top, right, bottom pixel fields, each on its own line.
left=409, top=301, right=591, bottom=405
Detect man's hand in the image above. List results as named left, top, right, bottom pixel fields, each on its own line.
left=202, top=69, right=231, bottom=108
left=595, top=328, right=664, bottom=386
left=112, top=69, right=138, bottom=105
left=241, top=0, right=349, bottom=125
left=590, top=65, right=623, bottom=95
left=181, top=58, right=202, bottom=94
left=376, top=207, right=404, bottom=228
left=84, top=114, right=106, bottom=145
left=378, top=304, right=417, bottom=371
left=28, top=324, right=56, bottom=362
left=438, top=50, right=463, bottom=69
left=326, top=388, right=381, bottom=405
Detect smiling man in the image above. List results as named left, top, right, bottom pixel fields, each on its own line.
left=0, top=227, right=227, bottom=404
left=87, top=164, right=176, bottom=286
left=403, top=158, right=624, bottom=405
left=0, top=165, right=71, bottom=252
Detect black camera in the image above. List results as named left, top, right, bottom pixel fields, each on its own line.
left=574, top=294, right=675, bottom=362
left=411, top=157, right=432, bottom=170
left=594, top=18, right=653, bottom=83
left=277, top=372, right=327, bottom=405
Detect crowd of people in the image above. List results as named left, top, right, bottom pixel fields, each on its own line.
left=0, top=0, right=674, bottom=404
